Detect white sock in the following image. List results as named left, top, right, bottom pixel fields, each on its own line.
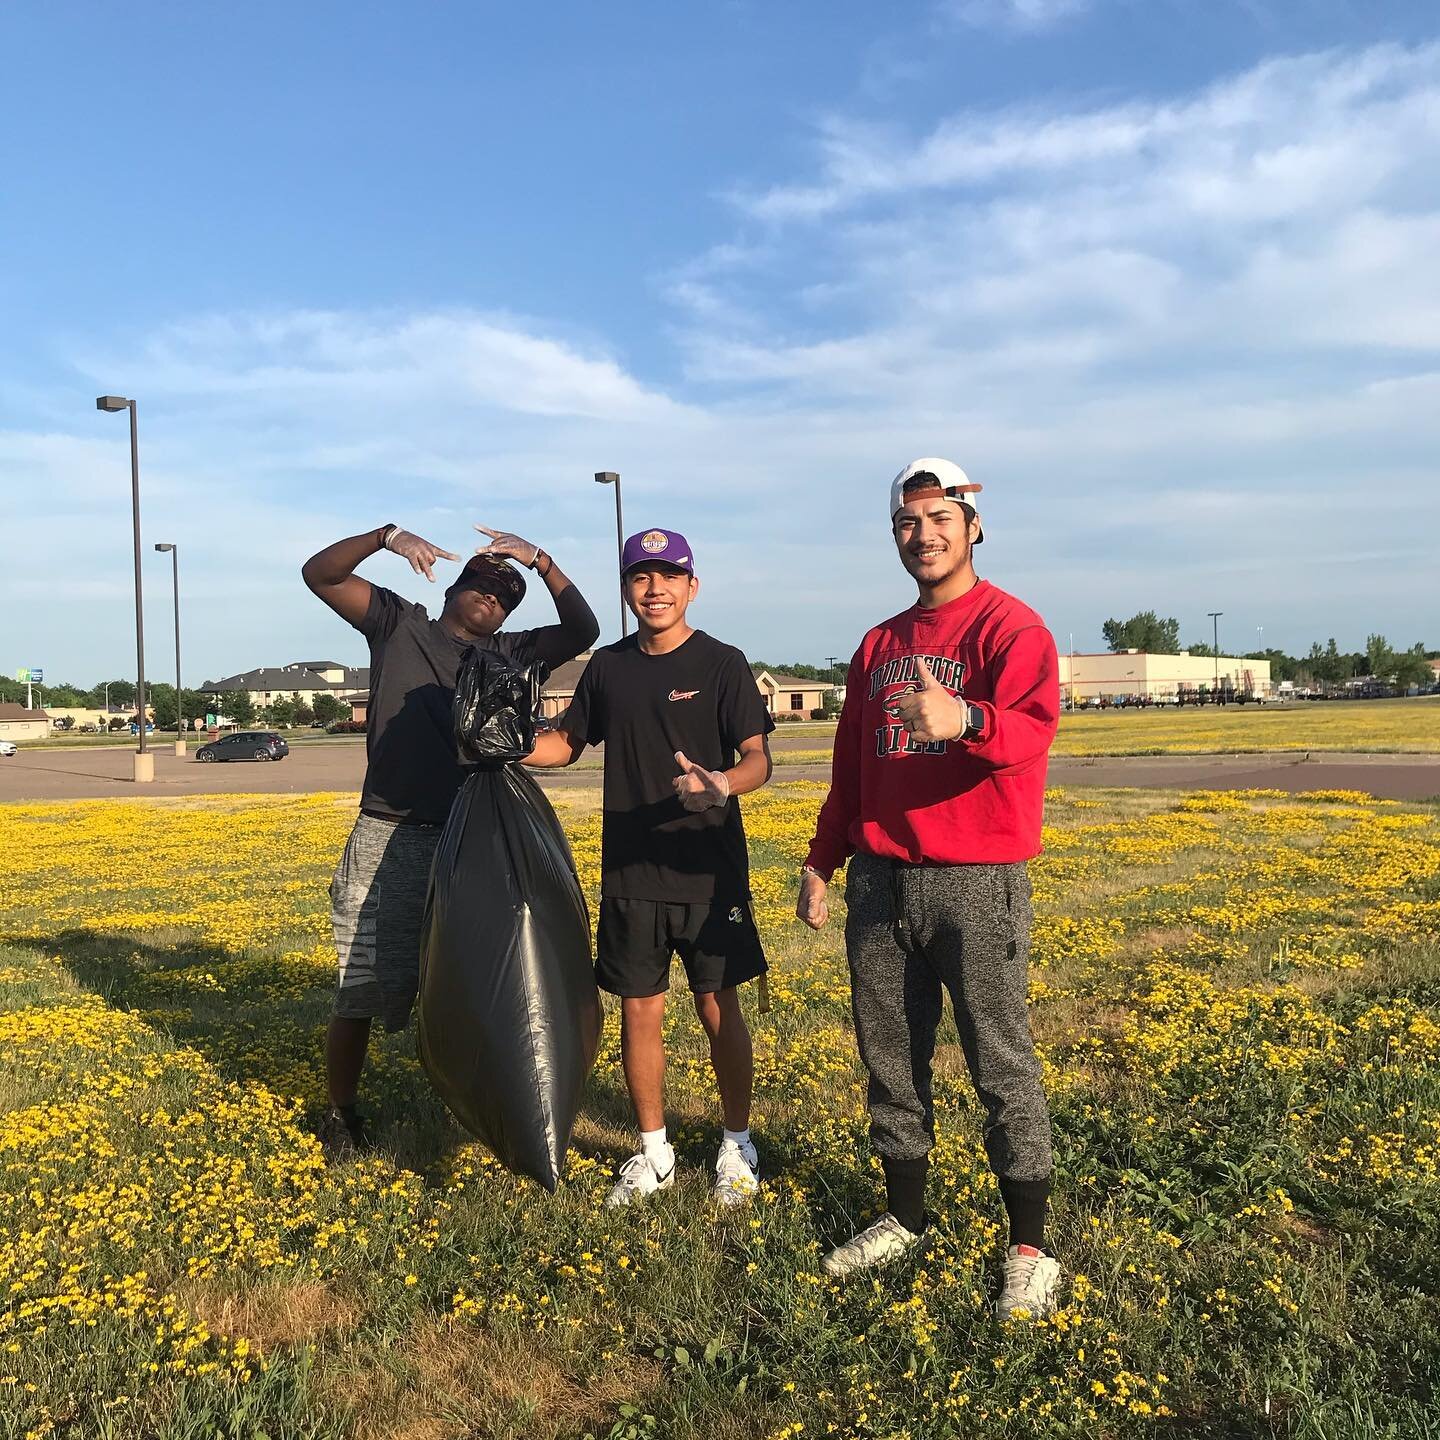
left=723, top=1127, right=752, bottom=1150
left=640, top=1126, right=670, bottom=1162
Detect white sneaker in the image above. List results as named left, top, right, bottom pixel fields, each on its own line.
left=996, top=1245, right=1062, bottom=1319
left=820, top=1213, right=921, bottom=1278
left=605, top=1149, right=675, bottom=1208
left=712, top=1138, right=760, bottom=1208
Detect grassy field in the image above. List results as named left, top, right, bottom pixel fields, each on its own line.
left=767, top=698, right=1440, bottom=766
left=0, top=784, right=1437, bottom=1439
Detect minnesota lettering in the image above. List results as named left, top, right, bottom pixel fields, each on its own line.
left=870, top=653, right=967, bottom=758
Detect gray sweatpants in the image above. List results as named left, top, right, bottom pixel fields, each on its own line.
left=844, top=852, right=1052, bottom=1183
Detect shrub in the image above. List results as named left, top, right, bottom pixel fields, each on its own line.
left=326, top=720, right=366, bottom=735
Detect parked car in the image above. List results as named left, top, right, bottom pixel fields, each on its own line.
left=194, top=731, right=290, bottom=763
left=0, top=741, right=16, bottom=758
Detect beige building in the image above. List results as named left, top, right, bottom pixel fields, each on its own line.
left=755, top=670, right=832, bottom=718
left=1058, top=651, right=1273, bottom=703
left=0, top=704, right=50, bottom=741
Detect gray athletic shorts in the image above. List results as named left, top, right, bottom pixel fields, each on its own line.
left=329, top=812, right=442, bottom=1032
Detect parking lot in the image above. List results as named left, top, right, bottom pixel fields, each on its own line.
left=4, top=737, right=1439, bottom=803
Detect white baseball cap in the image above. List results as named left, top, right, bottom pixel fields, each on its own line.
left=890, top=457, right=984, bottom=542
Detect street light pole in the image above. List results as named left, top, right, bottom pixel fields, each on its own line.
left=1208, top=610, right=1223, bottom=700
left=594, top=471, right=627, bottom=638
left=155, top=543, right=185, bottom=756
left=97, top=395, right=152, bottom=782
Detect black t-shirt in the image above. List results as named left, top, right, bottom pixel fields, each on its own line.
left=561, top=630, right=774, bottom=903
left=356, top=586, right=537, bottom=825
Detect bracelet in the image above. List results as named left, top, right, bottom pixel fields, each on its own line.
left=537, top=550, right=553, bottom=577
left=378, top=523, right=399, bottom=550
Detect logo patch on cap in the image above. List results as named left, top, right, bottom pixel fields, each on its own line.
left=641, top=530, right=670, bottom=554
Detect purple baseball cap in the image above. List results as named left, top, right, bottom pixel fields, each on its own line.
left=621, top=528, right=694, bottom=575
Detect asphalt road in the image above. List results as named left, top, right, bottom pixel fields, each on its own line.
left=3, top=740, right=1438, bottom=803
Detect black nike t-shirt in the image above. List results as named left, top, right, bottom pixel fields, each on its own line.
left=561, top=630, right=774, bottom=904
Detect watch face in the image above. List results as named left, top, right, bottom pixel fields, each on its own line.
left=967, top=704, right=985, bottom=735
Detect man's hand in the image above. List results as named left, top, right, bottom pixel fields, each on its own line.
left=890, top=656, right=965, bottom=743
left=384, top=527, right=461, bottom=582
left=474, top=526, right=541, bottom=569
left=673, top=751, right=730, bottom=812
left=797, top=870, right=829, bottom=930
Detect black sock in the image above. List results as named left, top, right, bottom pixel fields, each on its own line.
left=998, top=1175, right=1050, bottom=1251
left=882, top=1155, right=929, bottom=1235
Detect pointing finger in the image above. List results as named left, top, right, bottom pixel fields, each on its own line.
left=474, top=525, right=500, bottom=538
left=435, top=547, right=461, bottom=562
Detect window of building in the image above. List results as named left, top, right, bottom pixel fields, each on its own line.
left=790, top=693, right=805, bottom=711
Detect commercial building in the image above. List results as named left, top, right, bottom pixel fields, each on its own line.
left=1057, top=651, right=1273, bottom=703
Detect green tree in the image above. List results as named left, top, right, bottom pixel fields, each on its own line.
left=1186, top=642, right=1214, bottom=657
left=1364, top=633, right=1393, bottom=679
left=1386, top=642, right=1432, bottom=688
left=268, top=696, right=297, bottom=728
left=312, top=693, right=346, bottom=725
left=87, top=679, right=137, bottom=708
left=1101, top=612, right=1180, bottom=653
left=149, top=686, right=208, bottom=730
left=293, top=702, right=315, bottom=727
left=218, top=690, right=254, bottom=726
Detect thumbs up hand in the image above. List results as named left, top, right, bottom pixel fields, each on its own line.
left=673, top=751, right=731, bottom=811
left=890, top=656, right=966, bottom=743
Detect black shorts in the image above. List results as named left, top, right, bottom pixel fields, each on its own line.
left=596, top=896, right=768, bottom=999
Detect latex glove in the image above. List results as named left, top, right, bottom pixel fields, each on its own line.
left=383, top=527, right=460, bottom=582
left=888, top=656, right=966, bottom=743
left=673, top=751, right=730, bottom=812
left=797, top=870, right=829, bottom=930
left=474, top=525, right=541, bottom=569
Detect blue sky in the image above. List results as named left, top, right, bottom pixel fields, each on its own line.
left=3, top=0, right=1439, bottom=682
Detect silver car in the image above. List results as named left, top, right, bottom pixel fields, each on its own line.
left=0, top=741, right=17, bottom=758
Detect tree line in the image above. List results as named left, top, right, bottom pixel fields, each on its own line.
left=0, top=675, right=350, bottom=729
left=1099, top=612, right=1438, bottom=687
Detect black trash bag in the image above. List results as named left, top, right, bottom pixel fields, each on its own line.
left=453, top=645, right=545, bottom=765
left=418, top=650, right=601, bottom=1191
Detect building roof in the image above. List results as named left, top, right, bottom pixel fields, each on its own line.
left=757, top=670, right=831, bottom=689
left=291, top=659, right=345, bottom=670
left=0, top=704, right=48, bottom=721
left=541, top=653, right=592, bottom=695
left=201, top=663, right=369, bottom=692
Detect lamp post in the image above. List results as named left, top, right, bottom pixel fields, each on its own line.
left=155, top=543, right=185, bottom=756
left=97, top=395, right=152, bottom=782
left=594, top=471, right=627, bottom=638
left=1208, top=610, right=1223, bottom=701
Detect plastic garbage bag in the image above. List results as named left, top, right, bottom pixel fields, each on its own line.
left=418, top=648, right=601, bottom=1190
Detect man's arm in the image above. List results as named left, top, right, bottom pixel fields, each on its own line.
left=302, top=525, right=459, bottom=628
left=472, top=527, right=600, bottom=666
left=798, top=651, right=864, bottom=930
left=523, top=728, right=588, bottom=768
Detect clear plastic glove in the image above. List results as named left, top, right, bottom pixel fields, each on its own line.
left=797, top=870, right=829, bottom=930
left=384, top=527, right=460, bottom=582
left=672, top=750, right=730, bottom=812
left=474, top=525, right=541, bottom=569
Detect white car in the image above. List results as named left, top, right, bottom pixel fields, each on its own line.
left=0, top=741, right=16, bottom=757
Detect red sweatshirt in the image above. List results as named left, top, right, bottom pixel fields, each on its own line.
left=806, top=580, right=1059, bottom=876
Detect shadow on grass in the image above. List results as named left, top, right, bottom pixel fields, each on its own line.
left=2, top=926, right=654, bottom=1189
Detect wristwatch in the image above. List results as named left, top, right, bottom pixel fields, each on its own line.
left=961, top=702, right=986, bottom=741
